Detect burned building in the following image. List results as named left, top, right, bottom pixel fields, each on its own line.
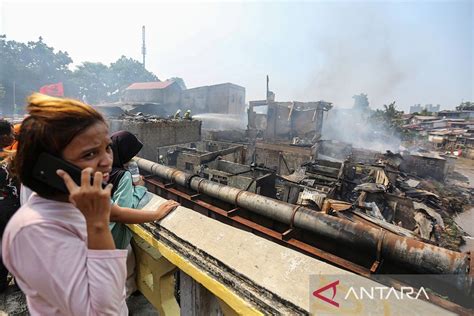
left=400, top=152, right=450, bottom=182
left=181, top=83, right=246, bottom=115
left=248, top=100, right=332, bottom=143
left=109, top=117, right=201, bottom=162
left=122, top=80, right=183, bottom=115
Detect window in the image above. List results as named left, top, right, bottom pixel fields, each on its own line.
left=185, top=162, right=194, bottom=171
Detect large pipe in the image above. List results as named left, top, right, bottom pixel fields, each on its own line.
left=136, top=158, right=471, bottom=280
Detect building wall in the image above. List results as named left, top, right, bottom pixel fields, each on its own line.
left=124, top=89, right=163, bottom=103
left=181, top=87, right=209, bottom=112
left=163, top=84, right=182, bottom=108
left=109, top=119, right=202, bottom=162
left=254, top=142, right=313, bottom=175
left=182, top=83, right=246, bottom=115
left=207, top=84, right=230, bottom=114
left=226, top=85, right=246, bottom=114
left=400, top=155, right=447, bottom=181
left=123, top=83, right=182, bottom=108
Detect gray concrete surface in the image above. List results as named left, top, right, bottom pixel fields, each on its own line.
left=151, top=195, right=454, bottom=315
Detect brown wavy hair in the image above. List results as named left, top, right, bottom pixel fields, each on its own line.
left=15, top=93, right=106, bottom=197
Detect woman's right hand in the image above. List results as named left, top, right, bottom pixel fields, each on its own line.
left=57, top=167, right=113, bottom=226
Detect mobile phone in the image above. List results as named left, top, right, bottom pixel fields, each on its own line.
left=32, top=152, right=91, bottom=194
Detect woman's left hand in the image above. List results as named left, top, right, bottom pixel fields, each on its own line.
left=133, top=175, right=145, bottom=186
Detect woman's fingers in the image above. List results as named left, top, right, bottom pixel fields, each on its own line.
left=57, top=169, right=78, bottom=193
left=81, top=168, right=94, bottom=187
left=92, top=171, right=103, bottom=188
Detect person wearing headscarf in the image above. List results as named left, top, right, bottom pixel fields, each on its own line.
left=108, top=130, right=151, bottom=296
left=108, top=131, right=152, bottom=247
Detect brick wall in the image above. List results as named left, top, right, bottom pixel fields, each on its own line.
left=109, top=119, right=202, bottom=162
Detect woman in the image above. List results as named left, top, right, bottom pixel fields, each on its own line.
left=108, top=131, right=149, bottom=249
left=2, top=93, right=177, bottom=315
left=108, top=130, right=153, bottom=296
left=3, top=123, right=20, bottom=151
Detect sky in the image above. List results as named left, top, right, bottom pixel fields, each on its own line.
left=1, top=0, right=473, bottom=111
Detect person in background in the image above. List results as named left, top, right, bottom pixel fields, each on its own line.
left=0, top=119, right=20, bottom=292
left=108, top=130, right=156, bottom=296
left=3, top=123, right=20, bottom=151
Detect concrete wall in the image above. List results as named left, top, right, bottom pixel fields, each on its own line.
left=226, top=84, right=246, bottom=115
left=163, top=84, right=183, bottom=109
left=123, top=82, right=182, bottom=110
left=254, top=142, right=313, bottom=175
left=109, top=119, right=202, bottom=162
left=400, top=155, right=447, bottom=181
left=182, top=83, right=246, bottom=115
left=124, top=89, right=163, bottom=103
left=181, top=87, right=208, bottom=112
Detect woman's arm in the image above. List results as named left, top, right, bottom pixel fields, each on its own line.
left=110, top=200, right=179, bottom=224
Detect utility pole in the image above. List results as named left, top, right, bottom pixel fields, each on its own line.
left=142, top=25, right=146, bottom=69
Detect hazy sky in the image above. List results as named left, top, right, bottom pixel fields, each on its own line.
left=1, top=0, right=472, bottom=110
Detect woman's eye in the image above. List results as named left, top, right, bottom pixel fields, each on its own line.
left=106, top=144, right=112, bottom=152
left=84, top=152, right=96, bottom=159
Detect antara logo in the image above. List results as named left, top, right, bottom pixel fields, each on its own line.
left=312, top=280, right=340, bottom=307
left=312, top=280, right=430, bottom=307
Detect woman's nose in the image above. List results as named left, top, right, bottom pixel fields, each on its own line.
left=100, top=152, right=113, bottom=167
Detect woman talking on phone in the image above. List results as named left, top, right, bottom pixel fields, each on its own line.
left=2, top=93, right=177, bottom=315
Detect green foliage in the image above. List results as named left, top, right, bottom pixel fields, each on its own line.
left=370, top=101, right=405, bottom=136
left=0, top=35, right=73, bottom=114
left=352, top=93, right=369, bottom=110
left=0, top=84, right=5, bottom=101
left=0, top=36, right=160, bottom=111
left=456, top=101, right=474, bottom=111
left=168, top=77, right=186, bottom=90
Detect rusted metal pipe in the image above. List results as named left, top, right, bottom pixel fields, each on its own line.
left=136, top=158, right=471, bottom=280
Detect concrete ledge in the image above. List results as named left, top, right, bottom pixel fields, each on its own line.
left=133, top=194, right=453, bottom=315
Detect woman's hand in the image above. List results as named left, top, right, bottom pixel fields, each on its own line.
left=58, top=168, right=116, bottom=250
left=153, top=200, right=180, bottom=221
left=133, top=175, right=145, bottom=186
left=109, top=200, right=180, bottom=224
left=57, top=167, right=112, bottom=225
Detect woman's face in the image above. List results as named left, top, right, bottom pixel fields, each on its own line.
left=62, top=122, right=113, bottom=182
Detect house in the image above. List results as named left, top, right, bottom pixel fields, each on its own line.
left=123, top=80, right=183, bottom=111
left=400, top=152, right=449, bottom=181
left=410, top=115, right=438, bottom=125
left=181, top=83, right=246, bottom=115
left=438, top=110, right=474, bottom=120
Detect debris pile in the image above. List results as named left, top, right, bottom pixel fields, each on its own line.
left=277, top=150, right=472, bottom=251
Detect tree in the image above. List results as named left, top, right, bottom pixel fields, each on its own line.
left=0, top=35, right=73, bottom=114
left=0, top=37, right=162, bottom=109
left=456, top=101, right=474, bottom=111
left=352, top=93, right=369, bottom=111
left=168, top=77, right=186, bottom=90
left=371, top=101, right=403, bottom=133
left=69, top=62, right=111, bottom=104
left=0, top=84, right=5, bottom=102
left=108, top=56, right=159, bottom=101
left=418, top=108, right=433, bottom=116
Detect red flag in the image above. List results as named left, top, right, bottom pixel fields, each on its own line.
left=39, top=82, right=64, bottom=97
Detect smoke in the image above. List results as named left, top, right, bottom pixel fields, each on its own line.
left=298, top=4, right=408, bottom=152
left=193, top=113, right=247, bottom=130
left=322, top=107, right=401, bottom=152
left=298, top=4, right=409, bottom=108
